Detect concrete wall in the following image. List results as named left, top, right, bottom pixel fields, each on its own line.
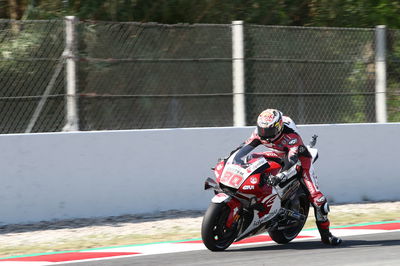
left=0, top=123, right=399, bottom=224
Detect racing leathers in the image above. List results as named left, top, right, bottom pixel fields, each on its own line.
left=232, top=116, right=342, bottom=245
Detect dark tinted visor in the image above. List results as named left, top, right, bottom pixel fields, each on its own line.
left=258, top=126, right=279, bottom=139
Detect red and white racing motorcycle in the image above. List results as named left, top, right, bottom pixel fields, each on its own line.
left=201, top=136, right=319, bottom=251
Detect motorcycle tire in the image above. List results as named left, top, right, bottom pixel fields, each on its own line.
left=268, top=194, right=310, bottom=244
left=201, top=202, right=239, bottom=251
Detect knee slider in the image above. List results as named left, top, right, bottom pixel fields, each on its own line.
left=313, top=201, right=330, bottom=222
left=321, top=202, right=330, bottom=215
left=313, top=196, right=329, bottom=216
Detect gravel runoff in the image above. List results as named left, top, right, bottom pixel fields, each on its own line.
left=0, top=201, right=399, bottom=248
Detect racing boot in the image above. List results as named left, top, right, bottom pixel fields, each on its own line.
left=317, top=220, right=342, bottom=246
left=313, top=198, right=342, bottom=246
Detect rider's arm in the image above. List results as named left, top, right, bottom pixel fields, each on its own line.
left=275, top=133, right=304, bottom=182
left=283, top=146, right=299, bottom=171
left=232, top=139, right=261, bottom=164
left=281, top=129, right=304, bottom=170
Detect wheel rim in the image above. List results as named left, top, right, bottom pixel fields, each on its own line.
left=212, top=205, right=238, bottom=248
left=282, top=201, right=308, bottom=239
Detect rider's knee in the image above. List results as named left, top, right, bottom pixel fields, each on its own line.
left=312, top=194, right=327, bottom=207
left=320, top=200, right=330, bottom=215
left=312, top=196, right=330, bottom=221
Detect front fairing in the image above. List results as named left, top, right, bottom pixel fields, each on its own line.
left=219, top=155, right=269, bottom=189
left=214, top=160, right=225, bottom=182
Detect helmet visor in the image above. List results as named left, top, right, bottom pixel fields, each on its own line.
left=258, top=126, right=280, bottom=140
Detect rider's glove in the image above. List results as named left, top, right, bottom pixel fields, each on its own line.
left=267, top=172, right=286, bottom=186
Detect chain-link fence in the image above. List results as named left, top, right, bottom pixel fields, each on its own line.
left=0, top=20, right=66, bottom=133
left=78, top=22, right=233, bottom=130
left=245, top=25, right=377, bottom=125
left=387, top=29, right=400, bottom=122
left=1, top=19, right=399, bottom=134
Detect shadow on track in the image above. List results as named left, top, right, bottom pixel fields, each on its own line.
left=225, top=238, right=400, bottom=252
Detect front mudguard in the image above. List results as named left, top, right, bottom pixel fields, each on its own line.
left=211, top=193, right=231, bottom=203
left=211, top=193, right=241, bottom=228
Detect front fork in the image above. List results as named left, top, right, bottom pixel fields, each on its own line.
left=211, top=193, right=242, bottom=228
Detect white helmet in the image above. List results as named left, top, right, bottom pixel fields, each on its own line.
left=256, top=109, right=284, bottom=141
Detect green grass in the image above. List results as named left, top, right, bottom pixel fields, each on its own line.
left=0, top=232, right=201, bottom=258
left=304, top=208, right=400, bottom=229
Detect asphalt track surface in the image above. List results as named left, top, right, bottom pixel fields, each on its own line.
left=60, top=231, right=400, bottom=266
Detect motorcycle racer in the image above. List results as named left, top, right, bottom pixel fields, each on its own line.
left=231, top=109, right=342, bottom=246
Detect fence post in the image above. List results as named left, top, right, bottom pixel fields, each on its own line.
left=375, top=25, right=387, bottom=123
left=232, top=20, right=246, bottom=127
left=63, top=16, right=79, bottom=131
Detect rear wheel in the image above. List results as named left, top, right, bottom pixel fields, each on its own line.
left=201, top=202, right=239, bottom=251
left=269, top=194, right=309, bottom=244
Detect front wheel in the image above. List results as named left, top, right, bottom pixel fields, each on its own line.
left=201, top=202, right=239, bottom=251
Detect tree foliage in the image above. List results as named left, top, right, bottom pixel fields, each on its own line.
left=1, top=1, right=399, bottom=126
left=1, top=0, right=400, bottom=29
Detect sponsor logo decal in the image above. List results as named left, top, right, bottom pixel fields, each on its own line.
left=258, top=194, right=278, bottom=217
left=288, top=139, right=298, bottom=145
left=243, top=185, right=255, bottom=190
left=245, top=157, right=266, bottom=174
left=254, top=209, right=278, bottom=226
left=250, top=177, right=258, bottom=184
left=263, top=194, right=277, bottom=209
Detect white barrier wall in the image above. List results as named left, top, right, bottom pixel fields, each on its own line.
left=0, top=123, right=399, bottom=224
